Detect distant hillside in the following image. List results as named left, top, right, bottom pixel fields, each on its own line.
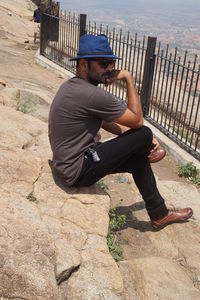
left=60, top=0, right=200, bottom=57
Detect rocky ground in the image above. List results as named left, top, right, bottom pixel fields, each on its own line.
left=0, top=1, right=200, bottom=299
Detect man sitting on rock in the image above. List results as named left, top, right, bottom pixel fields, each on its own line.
left=48, top=34, right=193, bottom=230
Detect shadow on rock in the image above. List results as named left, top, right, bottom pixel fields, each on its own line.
left=48, top=160, right=107, bottom=196
left=115, top=202, right=153, bottom=232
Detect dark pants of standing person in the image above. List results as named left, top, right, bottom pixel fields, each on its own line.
left=73, top=126, right=168, bottom=221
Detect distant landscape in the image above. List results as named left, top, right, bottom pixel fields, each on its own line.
left=60, top=0, right=200, bottom=59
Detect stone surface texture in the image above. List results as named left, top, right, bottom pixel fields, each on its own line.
left=0, top=95, right=122, bottom=299
left=1, top=0, right=200, bottom=299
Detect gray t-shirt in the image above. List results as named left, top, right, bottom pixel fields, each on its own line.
left=48, top=77, right=127, bottom=186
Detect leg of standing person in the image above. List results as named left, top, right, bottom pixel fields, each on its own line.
left=34, top=23, right=37, bottom=43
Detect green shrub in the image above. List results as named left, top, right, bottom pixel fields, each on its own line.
left=96, top=179, right=108, bottom=193
left=17, top=98, right=38, bottom=114
left=192, top=176, right=200, bottom=185
left=107, top=208, right=126, bottom=261
left=26, top=192, right=37, bottom=202
left=178, top=162, right=200, bottom=186
left=178, top=162, right=198, bottom=178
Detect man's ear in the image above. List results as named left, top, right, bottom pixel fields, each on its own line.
left=79, top=59, right=88, bottom=71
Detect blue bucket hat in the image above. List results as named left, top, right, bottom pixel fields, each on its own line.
left=70, top=34, right=120, bottom=61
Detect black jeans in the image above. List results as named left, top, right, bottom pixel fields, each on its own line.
left=73, top=126, right=168, bottom=221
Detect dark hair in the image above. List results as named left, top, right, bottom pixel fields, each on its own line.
left=76, top=59, right=91, bottom=69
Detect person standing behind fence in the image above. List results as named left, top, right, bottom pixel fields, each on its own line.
left=32, top=3, right=40, bottom=44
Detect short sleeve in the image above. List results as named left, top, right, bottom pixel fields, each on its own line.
left=88, top=87, right=127, bottom=122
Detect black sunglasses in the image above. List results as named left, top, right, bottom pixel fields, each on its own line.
left=87, top=58, right=116, bottom=68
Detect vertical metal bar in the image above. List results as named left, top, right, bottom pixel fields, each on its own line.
left=76, top=15, right=79, bottom=57
left=109, top=28, right=116, bottom=95
left=113, top=33, right=119, bottom=97
left=164, top=48, right=177, bottom=128
left=75, top=14, right=79, bottom=72
left=124, top=32, right=129, bottom=71
left=168, top=55, right=181, bottom=131
left=94, top=22, right=97, bottom=35
left=59, top=9, right=63, bottom=65
left=72, top=13, right=75, bottom=60
left=117, top=29, right=122, bottom=71
left=156, top=46, right=168, bottom=123
left=121, top=34, right=126, bottom=100
left=121, top=31, right=130, bottom=100
left=181, top=57, right=197, bottom=142
left=64, top=10, right=67, bottom=68
left=53, top=11, right=56, bottom=62
left=100, top=24, right=103, bottom=34
left=193, top=95, right=200, bottom=151
left=69, top=12, right=72, bottom=62
left=88, top=20, right=91, bottom=34
left=135, top=40, right=140, bottom=90
left=66, top=12, right=69, bottom=59
left=160, top=52, right=172, bottom=126
left=68, top=12, right=72, bottom=60
left=72, top=13, right=76, bottom=66
left=106, top=30, right=112, bottom=94
left=131, top=33, right=137, bottom=81
left=128, top=38, right=133, bottom=72
left=172, top=51, right=187, bottom=134
left=151, top=42, right=161, bottom=118
left=140, top=36, right=157, bottom=116
left=40, top=3, right=45, bottom=55
left=138, top=35, right=146, bottom=95
left=177, top=59, right=190, bottom=140
left=185, top=57, right=198, bottom=144
left=68, top=12, right=72, bottom=62
left=79, top=14, right=87, bottom=38
left=194, top=128, right=200, bottom=152
left=189, top=65, right=200, bottom=148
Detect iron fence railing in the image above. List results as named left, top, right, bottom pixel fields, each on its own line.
left=41, top=10, right=79, bottom=72
left=40, top=7, right=200, bottom=161
left=147, top=46, right=200, bottom=158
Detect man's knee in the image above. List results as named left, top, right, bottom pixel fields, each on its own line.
left=125, top=126, right=153, bottom=153
left=138, top=126, right=153, bottom=151
left=141, top=126, right=153, bottom=141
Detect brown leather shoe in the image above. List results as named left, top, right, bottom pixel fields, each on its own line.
left=148, top=147, right=166, bottom=163
left=151, top=208, right=193, bottom=230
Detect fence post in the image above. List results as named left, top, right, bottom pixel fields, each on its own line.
left=140, top=36, right=157, bottom=116
left=79, top=14, right=87, bottom=38
left=40, top=3, right=45, bottom=55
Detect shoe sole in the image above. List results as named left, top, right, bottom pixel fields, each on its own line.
left=152, top=210, right=193, bottom=230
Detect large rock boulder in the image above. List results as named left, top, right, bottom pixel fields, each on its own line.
left=0, top=95, right=124, bottom=299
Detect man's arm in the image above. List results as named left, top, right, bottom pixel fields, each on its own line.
left=102, top=121, right=129, bottom=135
left=106, top=70, right=143, bottom=129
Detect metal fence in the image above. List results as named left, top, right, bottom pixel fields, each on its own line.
left=40, top=6, right=200, bottom=161
left=149, top=46, right=200, bottom=159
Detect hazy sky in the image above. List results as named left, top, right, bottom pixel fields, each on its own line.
left=60, top=0, right=200, bottom=20
left=59, top=1, right=200, bottom=54
left=60, top=0, right=200, bottom=31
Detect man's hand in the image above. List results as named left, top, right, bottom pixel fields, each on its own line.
left=148, top=137, right=166, bottom=163
left=150, top=137, right=160, bottom=153
left=105, top=70, right=131, bottom=85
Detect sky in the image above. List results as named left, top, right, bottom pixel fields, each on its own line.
left=60, top=0, right=200, bottom=22
left=60, top=0, right=200, bottom=39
